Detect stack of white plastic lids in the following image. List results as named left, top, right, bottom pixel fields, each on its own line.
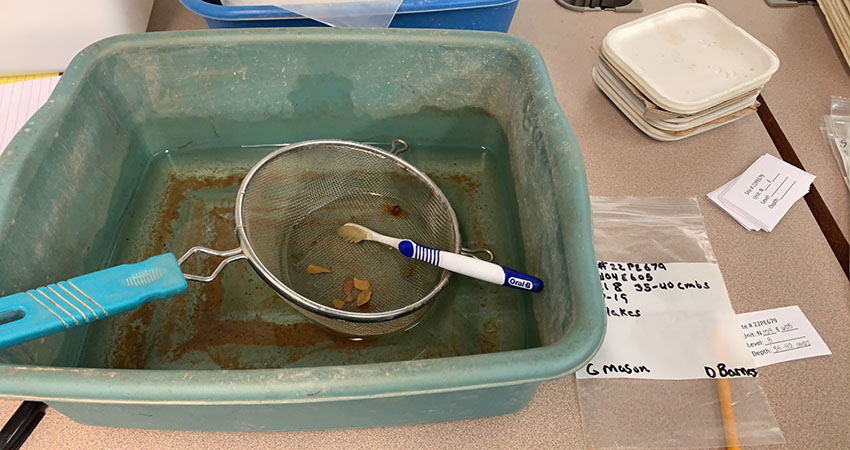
left=593, top=4, right=780, bottom=141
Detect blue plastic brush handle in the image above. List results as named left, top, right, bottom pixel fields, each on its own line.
left=397, top=240, right=543, bottom=292
left=0, top=254, right=187, bottom=349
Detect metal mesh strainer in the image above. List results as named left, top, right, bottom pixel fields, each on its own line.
left=181, top=140, right=461, bottom=336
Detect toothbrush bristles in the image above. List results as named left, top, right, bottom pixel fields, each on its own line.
left=337, top=223, right=368, bottom=243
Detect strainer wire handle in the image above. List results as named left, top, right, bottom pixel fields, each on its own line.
left=461, top=247, right=495, bottom=262
left=241, top=138, right=409, bottom=155
left=178, top=246, right=246, bottom=283
left=390, top=139, right=408, bottom=155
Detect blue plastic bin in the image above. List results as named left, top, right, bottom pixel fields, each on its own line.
left=181, top=0, right=518, bottom=32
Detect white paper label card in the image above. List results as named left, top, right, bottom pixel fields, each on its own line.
left=708, top=179, right=760, bottom=231
left=721, top=154, right=815, bottom=231
left=578, top=262, right=756, bottom=380
left=707, top=154, right=816, bottom=232
left=738, top=306, right=831, bottom=367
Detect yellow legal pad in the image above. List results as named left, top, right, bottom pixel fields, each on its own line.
left=0, top=73, right=60, bottom=85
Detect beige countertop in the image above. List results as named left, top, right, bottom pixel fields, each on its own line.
left=712, top=0, right=850, bottom=239
left=3, top=1, right=849, bottom=449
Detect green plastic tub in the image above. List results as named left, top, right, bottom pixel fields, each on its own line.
left=0, top=28, right=604, bottom=431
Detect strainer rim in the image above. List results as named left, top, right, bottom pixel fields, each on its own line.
left=233, top=139, right=461, bottom=323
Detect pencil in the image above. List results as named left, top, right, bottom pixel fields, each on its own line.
left=716, top=378, right=741, bottom=450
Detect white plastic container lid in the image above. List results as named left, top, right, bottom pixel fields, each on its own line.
left=599, top=47, right=765, bottom=119
left=592, top=67, right=751, bottom=142
left=594, top=60, right=758, bottom=132
left=601, top=3, right=779, bottom=115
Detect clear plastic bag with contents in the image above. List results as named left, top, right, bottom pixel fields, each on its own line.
left=578, top=197, right=785, bottom=448
left=820, top=96, right=850, bottom=192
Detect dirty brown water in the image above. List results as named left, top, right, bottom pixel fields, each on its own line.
left=76, top=144, right=540, bottom=370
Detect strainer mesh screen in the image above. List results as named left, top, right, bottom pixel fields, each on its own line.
left=240, top=142, right=458, bottom=336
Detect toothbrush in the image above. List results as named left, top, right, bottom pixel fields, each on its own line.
left=337, top=223, right=543, bottom=292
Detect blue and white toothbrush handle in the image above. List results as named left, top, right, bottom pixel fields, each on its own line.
left=397, top=240, right=543, bottom=292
